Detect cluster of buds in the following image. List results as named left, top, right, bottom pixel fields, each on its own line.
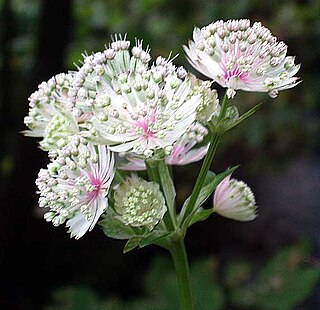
left=113, top=175, right=167, bottom=230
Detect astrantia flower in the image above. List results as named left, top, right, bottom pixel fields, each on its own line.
left=184, top=19, right=300, bottom=98
left=213, top=174, right=257, bottom=221
left=23, top=73, right=85, bottom=150
left=117, top=123, right=209, bottom=170
left=36, top=137, right=115, bottom=238
left=113, top=175, right=167, bottom=230
left=67, top=37, right=215, bottom=157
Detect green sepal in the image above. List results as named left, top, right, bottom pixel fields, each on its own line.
left=123, top=237, right=142, bottom=253
left=100, top=209, right=137, bottom=240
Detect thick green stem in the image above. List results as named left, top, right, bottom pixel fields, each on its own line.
left=169, top=238, right=194, bottom=310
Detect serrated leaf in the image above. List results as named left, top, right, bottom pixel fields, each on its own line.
left=100, top=210, right=136, bottom=240
left=123, top=237, right=142, bottom=253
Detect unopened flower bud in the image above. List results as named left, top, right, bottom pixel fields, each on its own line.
left=213, top=175, right=257, bottom=221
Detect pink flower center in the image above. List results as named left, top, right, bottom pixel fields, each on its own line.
left=223, top=65, right=249, bottom=82
left=133, top=109, right=157, bottom=139
left=86, top=173, right=102, bottom=200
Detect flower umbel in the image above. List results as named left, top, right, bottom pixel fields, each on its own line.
left=67, top=37, right=214, bottom=157
left=213, top=174, right=257, bottom=221
left=184, top=19, right=300, bottom=98
left=36, top=137, right=115, bottom=238
left=113, top=175, right=167, bottom=230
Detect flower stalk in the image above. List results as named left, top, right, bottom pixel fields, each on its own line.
left=169, top=238, right=194, bottom=310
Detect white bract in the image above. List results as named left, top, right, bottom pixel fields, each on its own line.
left=36, top=137, right=115, bottom=239
left=113, top=175, right=167, bottom=230
left=184, top=19, right=300, bottom=98
left=213, top=174, right=257, bottom=221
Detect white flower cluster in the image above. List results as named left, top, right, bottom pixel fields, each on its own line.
left=25, top=21, right=300, bottom=238
left=36, top=137, right=114, bottom=239
left=26, top=36, right=218, bottom=238
left=184, top=19, right=300, bottom=98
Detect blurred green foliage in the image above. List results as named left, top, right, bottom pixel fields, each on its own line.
left=46, top=241, right=319, bottom=310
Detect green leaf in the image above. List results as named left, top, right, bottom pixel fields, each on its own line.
left=146, top=158, right=177, bottom=230
left=187, top=208, right=214, bottom=227
left=139, top=230, right=171, bottom=248
left=100, top=210, right=136, bottom=240
left=123, top=237, right=142, bottom=253
left=191, top=257, right=226, bottom=310
left=259, top=241, right=311, bottom=280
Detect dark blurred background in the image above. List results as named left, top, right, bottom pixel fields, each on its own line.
left=0, top=0, right=319, bottom=309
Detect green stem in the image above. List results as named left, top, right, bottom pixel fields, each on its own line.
left=145, top=159, right=176, bottom=230
left=169, top=238, right=194, bottom=310
left=180, top=133, right=221, bottom=223
left=180, top=91, right=229, bottom=226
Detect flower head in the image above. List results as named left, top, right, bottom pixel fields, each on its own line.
left=213, top=174, right=257, bottom=221
left=36, top=137, right=115, bottom=238
left=113, top=175, right=167, bottom=230
left=23, top=73, right=87, bottom=150
left=184, top=19, right=300, bottom=98
left=67, top=37, right=215, bottom=157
